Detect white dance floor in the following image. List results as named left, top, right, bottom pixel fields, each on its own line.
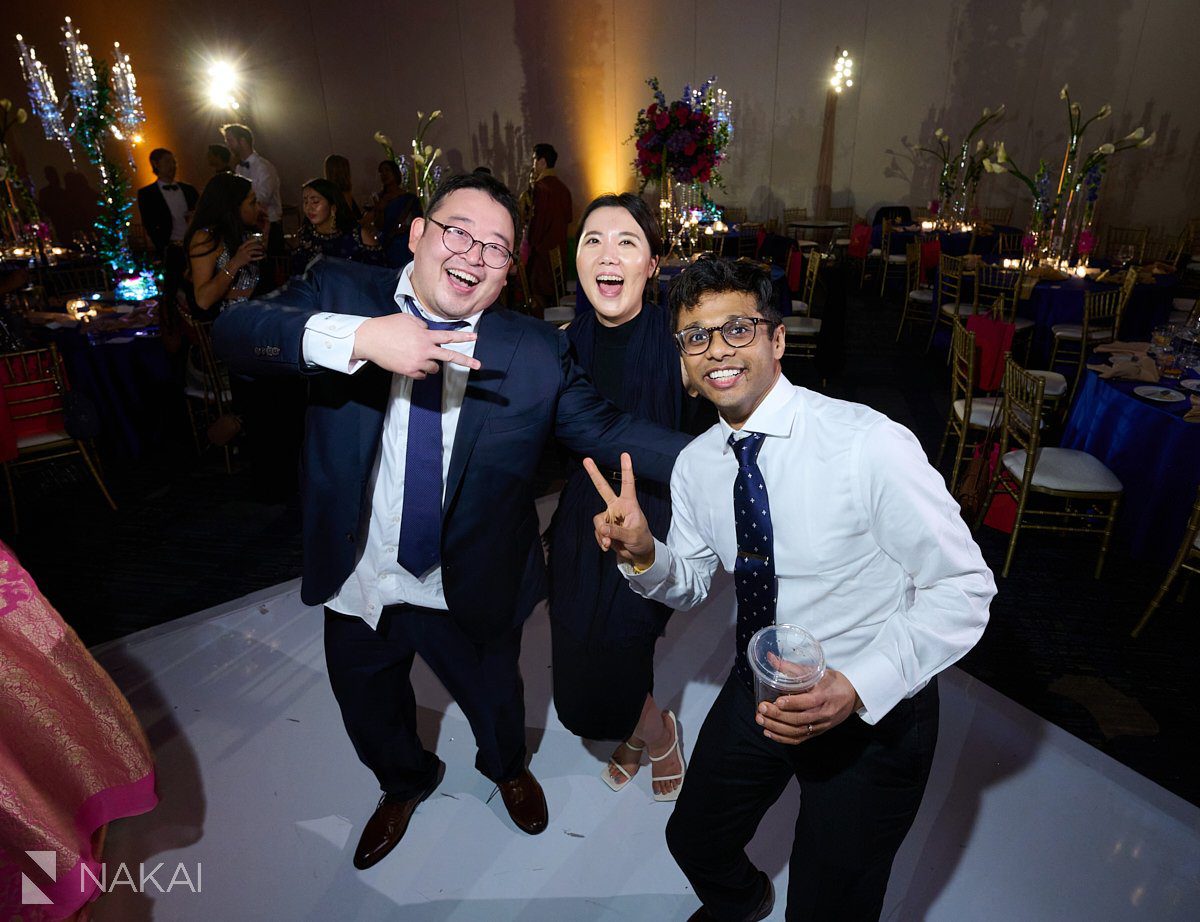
left=89, top=501, right=1200, bottom=920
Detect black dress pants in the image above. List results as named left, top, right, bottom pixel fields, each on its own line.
left=323, top=606, right=528, bottom=799
left=666, top=671, right=939, bottom=922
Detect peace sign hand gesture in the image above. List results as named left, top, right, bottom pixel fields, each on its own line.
left=583, top=452, right=656, bottom=571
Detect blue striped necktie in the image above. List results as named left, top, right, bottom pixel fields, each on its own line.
left=730, top=432, right=777, bottom=688
left=396, top=299, right=468, bottom=577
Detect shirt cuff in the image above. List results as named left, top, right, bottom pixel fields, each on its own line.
left=838, top=649, right=908, bottom=726
left=618, top=538, right=669, bottom=585
left=302, top=313, right=369, bottom=373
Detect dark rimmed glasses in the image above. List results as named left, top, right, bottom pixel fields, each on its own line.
left=427, top=218, right=514, bottom=269
left=675, top=317, right=778, bottom=355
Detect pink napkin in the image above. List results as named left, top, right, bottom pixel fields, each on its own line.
left=1086, top=355, right=1160, bottom=382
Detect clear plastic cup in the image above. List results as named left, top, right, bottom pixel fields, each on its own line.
left=747, top=624, right=826, bottom=704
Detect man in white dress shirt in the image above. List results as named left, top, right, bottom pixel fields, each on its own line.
left=587, top=257, right=995, bottom=921
left=222, top=122, right=283, bottom=254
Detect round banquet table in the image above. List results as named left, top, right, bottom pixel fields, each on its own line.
left=869, top=224, right=1021, bottom=257
left=1060, top=369, right=1200, bottom=563
left=1020, top=274, right=1176, bottom=365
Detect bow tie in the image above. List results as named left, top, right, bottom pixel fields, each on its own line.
left=161, top=183, right=179, bottom=191
left=238, top=161, right=251, bottom=168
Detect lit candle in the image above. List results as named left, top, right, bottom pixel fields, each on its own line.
left=66, top=298, right=87, bottom=319
left=1074, top=265, right=1087, bottom=278
left=921, top=221, right=934, bottom=231
left=704, top=226, right=714, bottom=236
left=51, top=246, right=64, bottom=255
left=12, top=247, right=27, bottom=257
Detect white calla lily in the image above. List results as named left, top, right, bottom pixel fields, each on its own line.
left=996, top=141, right=1008, bottom=163
left=1060, top=84, right=1069, bottom=100
left=1139, top=131, right=1156, bottom=147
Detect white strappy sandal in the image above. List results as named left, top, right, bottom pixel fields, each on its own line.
left=600, top=739, right=644, bottom=792
left=650, top=710, right=686, bottom=803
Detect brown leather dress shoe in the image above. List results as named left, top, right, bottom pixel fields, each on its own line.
left=496, top=767, right=548, bottom=835
left=352, top=759, right=445, bottom=870
left=686, top=875, right=774, bottom=922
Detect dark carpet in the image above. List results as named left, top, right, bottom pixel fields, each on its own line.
left=8, top=285, right=1197, bottom=808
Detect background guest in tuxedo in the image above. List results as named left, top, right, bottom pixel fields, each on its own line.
left=523, top=142, right=573, bottom=314
left=206, top=143, right=233, bottom=176
left=547, top=193, right=707, bottom=802
left=212, top=171, right=690, bottom=872
left=290, top=178, right=384, bottom=275
left=222, top=123, right=283, bottom=255
left=592, top=258, right=994, bottom=922
left=323, top=154, right=363, bottom=221
left=137, top=148, right=198, bottom=333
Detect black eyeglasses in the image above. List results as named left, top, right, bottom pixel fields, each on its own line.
left=675, top=317, right=777, bottom=355
left=427, top=218, right=514, bottom=269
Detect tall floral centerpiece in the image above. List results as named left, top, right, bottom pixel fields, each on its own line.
left=983, top=86, right=1154, bottom=265
left=15, top=19, right=146, bottom=281
left=375, top=109, right=444, bottom=211
left=631, top=76, right=733, bottom=254
left=917, top=105, right=1004, bottom=227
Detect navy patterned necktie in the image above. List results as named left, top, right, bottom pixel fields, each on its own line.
left=396, top=299, right=468, bottom=577
left=730, top=432, right=777, bottom=688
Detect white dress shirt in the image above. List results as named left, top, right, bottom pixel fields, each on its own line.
left=156, top=179, right=189, bottom=242
left=300, top=263, right=480, bottom=628
left=625, top=374, right=995, bottom=724
left=235, top=151, right=282, bottom=223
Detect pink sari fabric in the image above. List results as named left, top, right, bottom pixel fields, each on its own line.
left=0, top=543, right=158, bottom=920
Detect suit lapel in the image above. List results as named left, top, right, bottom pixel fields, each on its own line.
left=356, top=267, right=413, bottom=473
left=444, top=308, right=520, bottom=516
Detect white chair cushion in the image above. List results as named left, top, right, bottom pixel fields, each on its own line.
left=868, top=248, right=882, bottom=257
left=790, top=300, right=810, bottom=316
left=1187, top=260, right=1200, bottom=272
left=908, top=289, right=934, bottom=303
left=886, top=254, right=908, bottom=264
left=1013, top=317, right=1036, bottom=331
left=1002, top=447, right=1122, bottom=493
left=783, top=316, right=821, bottom=335
left=1027, top=369, right=1068, bottom=397
left=797, top=239, right=819, bottom=248
left=543, top=306, right=575, bottom=323
left=834, top=237, right=850, bottom=246
left=952, top=397, right=1002, bottom=428
left=16, top=430, right=70, bottom=450
left=939, top=302, right=975, bottom=317
left=1051, top=323, right=1111, bottom=340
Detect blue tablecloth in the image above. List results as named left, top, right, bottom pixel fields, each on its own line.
left=1021, top=275, right=1176, bottom=364
left=870, top=224, right=1021, bottom=256
left=1061, top=370, right=1200, bottom=562
left=40, top=325, right=179, bottom=461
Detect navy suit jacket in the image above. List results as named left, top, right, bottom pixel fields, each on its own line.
left=212, top=258, right=690, bottom=643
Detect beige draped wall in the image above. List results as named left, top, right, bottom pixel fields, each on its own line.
left=5, top=0, right=1198, bottom=235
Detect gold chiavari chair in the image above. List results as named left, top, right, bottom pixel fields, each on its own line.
left=738, top=223, right=764, bottom=258
left=782, top=252, right=822, bottom=361
left=1048, top=278, right=1131, bottom=396
left=896, top=242, right=935, bottom=342
left=1102, top=225, right=1149, bottom=264
left=828, top=207, right=855, bottom=246
left=937, top=320, right=1002, bottom=492
left=178, top=306, right=235, bottom=473
left=977, top=356, right=1123, bottom=578
left=1131, top=485, right=1200, bottom=638
left=36, top=264, right=113, bottom=299
left=877, top=222, right=908, bottom=297
left=994, top=231, right=1022, bottom=258
left=927, top=253, right=973, bottom=352
left=981, top=205, right=1013, bottom=225
left=0, top=346, right=117, bottom=530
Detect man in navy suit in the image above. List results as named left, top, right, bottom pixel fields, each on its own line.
left=213, top=172, right=689, bottom=870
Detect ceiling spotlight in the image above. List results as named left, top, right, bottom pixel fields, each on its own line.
left=204, top=59, right=240, bottom=109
